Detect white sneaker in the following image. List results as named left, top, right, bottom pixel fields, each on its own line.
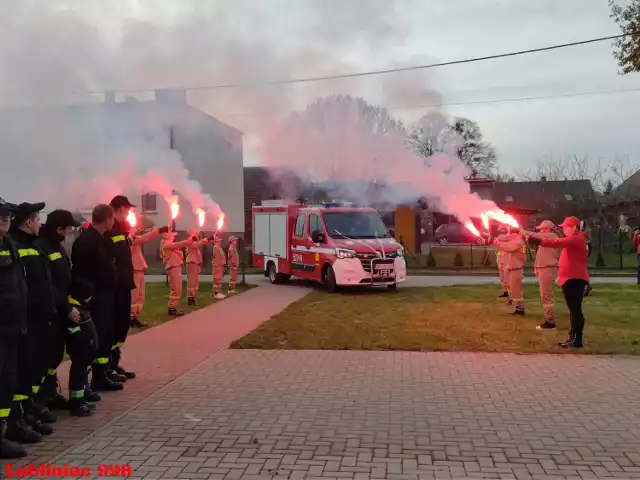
left=214, top=293, right=226, bottom=300
left=227, top=290, right=237, bottom=296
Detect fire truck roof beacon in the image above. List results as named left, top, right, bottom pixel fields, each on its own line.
left=321, top=201, right=356, bottom=208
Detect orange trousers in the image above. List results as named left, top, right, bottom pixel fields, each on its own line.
left=536, top=267, right=557, bottom=322
left=167, top=266, right=183, bottom=309
left=229, top=267, right=238, bottom=291
left=498, top=265, right=507, bottom=292
left=506, top=268, right=524, bottom=311
left=213, top=265, right=224, bottom=294
left=131, top=270, right=146, bottom=319
left=186, top=263, right=202, bottom=299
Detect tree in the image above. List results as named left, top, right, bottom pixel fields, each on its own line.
left=603, top=179, right=615, bottom=196
left=408, top=113, right=497, bottom=178
left=451, top=118, right=497, bottom=178
left=610, top=0, right=640, bottom=74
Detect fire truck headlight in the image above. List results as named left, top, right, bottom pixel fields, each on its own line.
left=336, top=248, right=356, bottom=259
left=396, top=247, right=404, bottom=257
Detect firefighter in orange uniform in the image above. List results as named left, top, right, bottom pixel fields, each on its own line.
left=160, top=231, right=194, bottom=316
left=186, top=230, right=212, bottom=306
left=212, top=234, right=226, bottom=300
left=130, top=226, right=169, bottom=328
left=494, top=226, right=526, bottom=315
left=227, top=236, right=239, bottom=295
left=527, top=220, right=560, bottom=330
left=494, top=225, right=509, bottom=300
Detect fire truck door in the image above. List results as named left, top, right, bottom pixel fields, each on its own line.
left=291, top=213, right=314, bottom=278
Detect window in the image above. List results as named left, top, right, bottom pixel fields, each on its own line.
left=309, top=215, right=322, bottom=235
left=294, top=214, right=306, bottom=237
left=505, top=196, right=513, bottom=202
left=141, top=193, right=157, bottom=212
left=565, top=194, right=573, bottom=201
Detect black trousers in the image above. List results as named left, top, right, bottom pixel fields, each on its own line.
left=15, top=323, right=53, bottom=400
left=67, top=325, right=96, bottom=399
left=562, top=279, right=588, bottom=343
left=0, top=335, right=20, bottom=420
left=46, top=320, right=67, bottom=378
left=111, top=287, right=132, bottom=368
left=89, top=290, right=114, bottom=378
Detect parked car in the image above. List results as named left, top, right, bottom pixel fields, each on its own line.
left=435, top=223, right=486, bottom=246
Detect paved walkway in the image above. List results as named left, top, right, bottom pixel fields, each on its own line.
left=13, top=283, right=309, bottom=467
left=47, top=351, right=640, bottom=480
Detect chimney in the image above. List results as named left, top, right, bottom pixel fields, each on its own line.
left=104, top=92, right=116, bottom=103
left=155, top=89, right=187, bottom=105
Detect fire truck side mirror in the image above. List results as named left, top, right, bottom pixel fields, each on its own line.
left=311, top=230, right=324, bottom=244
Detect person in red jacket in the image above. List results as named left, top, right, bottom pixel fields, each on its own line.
left=634, top=227, right=640, bottom=285
left=526, top=216, right=589, bottom=349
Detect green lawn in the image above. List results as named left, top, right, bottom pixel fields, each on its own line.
left=136, top=281, right=254, bottom=329
left=232, top=283, right=640, bottom=355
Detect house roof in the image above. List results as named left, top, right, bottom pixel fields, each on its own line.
left=492, top=180, right=597, bottom=211
left=610, top=170, right=640, bottom=202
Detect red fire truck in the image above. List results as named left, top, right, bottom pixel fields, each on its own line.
left=252, top=200, right=407, bottom=292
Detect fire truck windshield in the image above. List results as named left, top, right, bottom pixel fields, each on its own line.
left=323, top=211, right=391, bottom=239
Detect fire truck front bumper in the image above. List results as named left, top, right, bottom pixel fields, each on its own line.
left=332, top=257, right=407, bottom=286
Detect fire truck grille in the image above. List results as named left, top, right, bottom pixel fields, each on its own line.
left=356, top=253, right=395, bottom=273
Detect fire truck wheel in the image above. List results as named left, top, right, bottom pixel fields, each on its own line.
left=324, top=265, right=338, bottom=293
left=387, top=283, right=397, bottom=291
left=267, top=262, right=289, bottom=284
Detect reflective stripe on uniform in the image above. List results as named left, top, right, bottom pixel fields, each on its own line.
left=0, top=250, right=10, bottom=256
left=48, top=252, right=63, bottom=261
left=32, top=385, right=40, bottom=394
left=18, top=248, right=39, bottom=257
left=13, top=394, right=28, bottom=401
left=47, top=369, right=56, bottom=376
left=112, top=235, right=126, bottom=243
left=0, top=408, right=10, bottom=418
left=70, top=390, right=85, bottom=399
left=68, top=296, right=81, bottom=305
left=68, top=326, right=81, bottom=334
left=93, top=357, right=109, bottom=365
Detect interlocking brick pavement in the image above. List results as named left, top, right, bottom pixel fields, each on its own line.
left=44, top=350, right=640, bottom=480
left=10, top=283, right=309, bottom=468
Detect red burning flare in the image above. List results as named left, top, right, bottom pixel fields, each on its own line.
left=464, top=221, right=481, bottom=237
left=217, top=213, right=225, bottom=231
left=127, top=210, right=137, bottom=228
left=170, top=201, right=180, bottom=221
left=196, top=208, right=206, bottom=228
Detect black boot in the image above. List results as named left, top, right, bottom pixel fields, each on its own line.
left=497, top=291, right=509, bottom=298
left=84, top=386, right=101, bottom=403
left=23, top=400, right=53, bottom=435
left=114, top=365, right=136, bottom=380
left=6, top=403, right=42, bottom=445
left=0, top=420, right=27, bottom=459
left=106, top=369, right=127, bottom=383
left=130, top=317, right=149, bottom=329
left=188, top=297, right=197, bottom=306
left=511, top=309, right=525, bottom=316
left=41, top=374, right=70, bottom=411
left=91, top=366, right=124, bottom=392
left=168, top=308, right=185, bottom=316
left=69, top=399, right=93, bottom=417
left=33, top=398, right=57, bottom=424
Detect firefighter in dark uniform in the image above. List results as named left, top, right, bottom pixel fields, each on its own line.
left=8, top=202, right=58, bottom=439
left=66, top=278, right=99, bottom=416
left=106, top=195, right=137, bottom=381
left=36, top=210, right=100, bottom=414
left=71, top=204, right=123, bottom=392
left=0, top=198, right=30, bottom=458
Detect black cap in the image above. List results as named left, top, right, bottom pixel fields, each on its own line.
left=110, top=195, right=135, bottom=209
left=12, top=202, right=46, bottom=227
left=46, top=209, right=81, bottom=229
left=0, top=197, right=17, bottom=216
left=69, top=277, right=94, bottom=305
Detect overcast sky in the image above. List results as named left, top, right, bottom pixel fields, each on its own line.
left=2, top=0, right=639, bottom=178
